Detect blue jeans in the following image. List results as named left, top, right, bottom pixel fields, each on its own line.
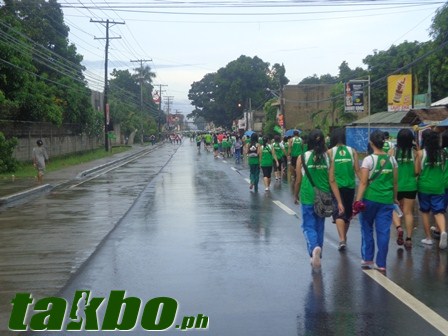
left=359, top=199, right=393, bottom=268
left=234, top=148, right=242, bottom=164
left=301, top=204, right=325, bottom=257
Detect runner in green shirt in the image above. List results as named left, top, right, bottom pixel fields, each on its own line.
left=260, top=136, right=279, bottom=192
left=415, top=130, right=447, bottom=249
left=293, top=129, right=344, bottom=270
left=327, top=128, right=360, bottom=251
left=288, top=130, right=304, bottom=180
left=391, top=128, right=418, bottom=249
left=246, top=133, right=261, bottom=192
left=355, top=130, right=398, bottom=271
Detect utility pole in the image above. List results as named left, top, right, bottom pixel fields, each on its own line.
left=155, top=84, right=167, bottom=140
left=91, top=19, right=125, bottom=151
left=130, top=59, right=152, bottom=145
left=164, top=96, right=174, bottom=132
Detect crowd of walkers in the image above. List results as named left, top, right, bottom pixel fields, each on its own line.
left=192, top=127, right=448, bottom=273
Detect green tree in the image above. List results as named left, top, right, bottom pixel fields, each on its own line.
left=0, top=132, right=18, bottom=173
left=0, top=0, right=95, bottom=128
left=188, top=55, right=287, bottom=128
left=428, top=2, right=448, bottom=102
left=262, top=99, right=280, bottom=138
left=363, top=40, right=430, bottom=112
left=108, top=68, right=158, bottom=139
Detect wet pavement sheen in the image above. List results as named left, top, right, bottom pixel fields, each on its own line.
left=1, top=141, right=448, bottom=335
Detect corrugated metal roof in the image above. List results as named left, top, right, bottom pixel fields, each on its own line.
left=351, top=111, right=408, bottom=125
left=432, top=96, right=448, bottom=106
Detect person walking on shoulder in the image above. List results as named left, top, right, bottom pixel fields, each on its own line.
left=293, top=129, right=344, bottom=269
left=415, top=130, right=447, bottom=249
left=246, top=133, right=261, bottom=192
left=354, top=130, right=398, bottom=272
left=327, top=128, right=360, bottom=251
left=32, top=139, right=49, bottom=184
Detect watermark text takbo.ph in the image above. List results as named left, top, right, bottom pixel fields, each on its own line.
left=9, top=290, right=209, bottom=332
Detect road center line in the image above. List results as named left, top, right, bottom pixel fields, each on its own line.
left=272, top=200, right=297, bottom=216
left=363, top=269, right=448, bottom=335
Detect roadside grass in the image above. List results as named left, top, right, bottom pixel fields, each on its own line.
left=0, top=146, right=131, bottom=179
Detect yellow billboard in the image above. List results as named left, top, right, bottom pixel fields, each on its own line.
left=388, top=74, right=412, bottom=112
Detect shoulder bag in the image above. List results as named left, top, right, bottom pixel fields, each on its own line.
left=301, top=153, right=333, bottom=218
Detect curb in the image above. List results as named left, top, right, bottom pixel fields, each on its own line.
left=0, top=143, right=164, bottom=207
left=0, top=184, right=53, bottom=206
left=75, top=145, right=156, bottom=179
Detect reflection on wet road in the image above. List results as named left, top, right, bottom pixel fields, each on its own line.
left=3, top=141, right=448, bottom=335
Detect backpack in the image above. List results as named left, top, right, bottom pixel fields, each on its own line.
left=247, top=143, right=258, bottom=157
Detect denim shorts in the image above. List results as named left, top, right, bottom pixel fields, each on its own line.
left=417, top=192, right=446, bottom=214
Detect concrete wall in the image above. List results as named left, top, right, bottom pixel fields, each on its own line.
left=14, top=134, right=103, bottom=162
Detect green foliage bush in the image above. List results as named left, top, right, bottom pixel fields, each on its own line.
left=0, top=132, right=19, bottom=173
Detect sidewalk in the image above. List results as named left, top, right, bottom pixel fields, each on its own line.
left=0, top=144, right=159, bottom=207
left=0, top=142, right=165, bottom=335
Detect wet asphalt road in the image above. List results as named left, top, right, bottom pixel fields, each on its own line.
left=3, top=141, right=448, bottom=335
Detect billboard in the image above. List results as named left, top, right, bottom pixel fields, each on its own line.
left=388, top=74, right=412, bottom=112
left=344, top=82, right=365, bottom=112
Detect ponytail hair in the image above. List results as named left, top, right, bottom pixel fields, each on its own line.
left=307, top=129, right=326, bottom=162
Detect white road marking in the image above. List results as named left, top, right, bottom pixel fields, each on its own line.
left=244, top=178, right=250, bottom=184
left=272, top=200, right=297, bottom=216
left=363, top=269, right=448, bottom=335
left=231, top=167, right=237, bottom=171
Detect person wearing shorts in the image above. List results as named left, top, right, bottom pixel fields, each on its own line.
left=416, top=130, right=447, bottom=249
left=260, top=136, right=278, bottom=192
left=327, top=128, right=360, bottom=251
left=392, top=128, right=418, bottom=248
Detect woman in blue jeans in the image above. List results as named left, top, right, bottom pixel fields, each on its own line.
left=354, top=130, right=398, bottom=272
left=293, top=129, right=344, bottom=269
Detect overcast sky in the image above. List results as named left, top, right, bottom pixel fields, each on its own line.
left=59, top=0, right=444, bottom=117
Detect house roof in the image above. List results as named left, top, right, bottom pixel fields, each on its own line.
left=351, top=111, right=407, bottom=125
left=431, top=96, right=448, bottom=107
left=401, top=106, right=448, bottom=125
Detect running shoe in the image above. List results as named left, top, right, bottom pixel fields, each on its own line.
left=439, top=232, right=447, bottom=249
left=338, top=241, right=346, bottom=251
left=361, top=260, right=374, bottom=269
left=404, top=238, right=412, bottom=249
left=311, top=247, right=321, bottom=268
left=421, top=238, right=434, bottom=245
left=375, top=267, right=386, bottom=273
left=431, top=226, right=441, bottom=240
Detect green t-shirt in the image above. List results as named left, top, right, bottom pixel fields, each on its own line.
left=363, top=154, right=396, bottom=204
left=260, top=144, right=274, bottom=167
left=331, top=145, right=355, bottom=189
left=272, top=142, right=284, bottom=160
left=395, top=148, right=417, bottom=192
left=417, top=149, right=444, bottom=195
left=300, top=151, right=330, bottom=205
left=290, top=137, right=304, bottom=157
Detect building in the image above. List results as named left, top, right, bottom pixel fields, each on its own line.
left=282, top=84, right=334, bottom=131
